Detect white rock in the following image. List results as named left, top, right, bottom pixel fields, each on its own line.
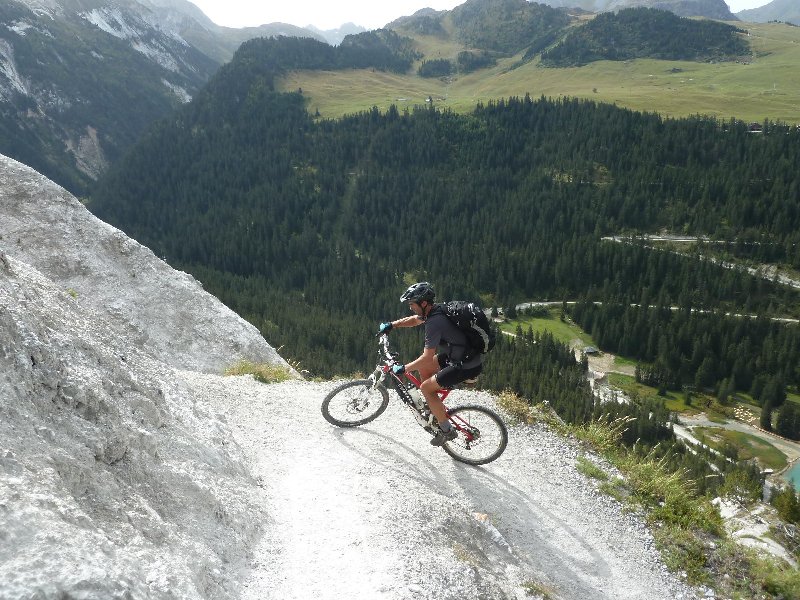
left=0, top=153, right=289, bottom=374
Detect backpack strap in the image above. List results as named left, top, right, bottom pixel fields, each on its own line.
left=432, top=302, right=474, bottom=359
left=427, top=303, right=445, bottom=318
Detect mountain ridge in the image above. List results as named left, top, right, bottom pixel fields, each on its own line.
left=0, top=0, right=326, bottom=194
left=0, top=0, right=787, bottom=196
left=737, top=0, right=800, bottom=26
left=607, top=0, right=736, bottom=20
left=515, top=0, right=735, bottom=20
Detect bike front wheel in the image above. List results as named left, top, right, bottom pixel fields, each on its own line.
left=443, top=405, right=508, bottom=466
left=321, top=379, right=390, bottom=427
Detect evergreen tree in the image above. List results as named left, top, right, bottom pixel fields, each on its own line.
left=772, top=486, right=800, bottom=525
left=717, top=377, right=730, bottom=405
left=762, top=376, right=787, bottom=411
left=760, top=397, right=774, bottom=431
left=776, top=401, right=800, bottom=440
left=694, top=356, right=717, bottom=390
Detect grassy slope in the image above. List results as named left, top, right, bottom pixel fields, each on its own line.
left=279, top=21, right=800, bottom=124
left=499, top=309, right=597, bottom=347
left=694, top=426, right=788, bottom=470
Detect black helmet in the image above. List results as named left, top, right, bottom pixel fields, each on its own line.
left=400, top=282, right=435, bottom=304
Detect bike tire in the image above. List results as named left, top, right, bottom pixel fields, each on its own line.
left=442, top=405, right=508, bottom=466
left=321, top=379, right=390, bottom=427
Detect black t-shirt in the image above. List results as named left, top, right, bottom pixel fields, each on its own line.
left=424, top=308, right=482, bottom=368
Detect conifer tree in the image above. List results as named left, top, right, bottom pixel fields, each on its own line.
left=760, top=397, right=774, bottom=431
left=776, top=401, right=800, bottom=440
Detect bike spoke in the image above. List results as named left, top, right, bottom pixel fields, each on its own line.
left=442, top=406, right=508, bottom=465
left=321, top=380, right=390, bottom=427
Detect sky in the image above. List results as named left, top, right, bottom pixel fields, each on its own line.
left=187, top=1, right=776, bottom=31
left=188, top=0, right=463, bottom=31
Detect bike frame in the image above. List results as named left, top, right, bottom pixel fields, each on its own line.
left=373, top=335, right=474, bottom=440
left=379, top=365, right=452, bottom=403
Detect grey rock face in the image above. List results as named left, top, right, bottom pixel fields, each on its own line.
left=0, top=153, right=288, bottom=374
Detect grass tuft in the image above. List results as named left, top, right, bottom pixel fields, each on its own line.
left=497, top=389, right=538, bottom=425
left=522, top=580, right=554, bottom=598
left=571, top=414, right=635, bottom=453
left=497, top=390, right=570, bottom=435
left=653, top=523, right=712, bottom=584
left=617, top=444, right=723, bottom=534
left=576, top=455, right=610, bottom=481
left=224, top=361, right=293, bottom=384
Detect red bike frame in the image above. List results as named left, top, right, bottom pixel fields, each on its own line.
left=378, top=364, right=483, bottom=442
left=380, top=364, right=452, bottom=402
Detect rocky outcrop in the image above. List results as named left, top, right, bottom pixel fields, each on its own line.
left=0, top=153, right=294, bottom=598
left=0, top=153, right=288, bottom=374
left=0, top=251, right=266, bottom=599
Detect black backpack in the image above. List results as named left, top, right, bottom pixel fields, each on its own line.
left=434, top=301, right=496, bottom=357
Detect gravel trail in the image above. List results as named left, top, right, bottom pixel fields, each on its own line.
left=185, top=374, right=701, bottom=600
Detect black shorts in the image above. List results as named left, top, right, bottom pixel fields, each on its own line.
left=434, top=354, right=483, bottom=389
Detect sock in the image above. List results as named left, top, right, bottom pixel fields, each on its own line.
left=439, top=421, right=452, bottom=433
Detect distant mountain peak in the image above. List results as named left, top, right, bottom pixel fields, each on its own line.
left=0, top=0, right=325, bottom=194
left=737, top=0, right=800, bottom=25
left=305, top=22, right=366, bottom=45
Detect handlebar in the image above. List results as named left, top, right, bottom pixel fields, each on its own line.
left=378, top=334, right=429, bottom=392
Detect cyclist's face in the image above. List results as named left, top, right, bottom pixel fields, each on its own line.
left=408, top=301, right=422, bottom=316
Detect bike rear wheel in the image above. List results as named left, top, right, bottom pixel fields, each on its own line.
left=442, top=405, right=508, bottom=465
left=321, top=379, right=389, bottom=427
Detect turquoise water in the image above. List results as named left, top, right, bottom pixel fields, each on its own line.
left=784, top=462, right=800, bottom=491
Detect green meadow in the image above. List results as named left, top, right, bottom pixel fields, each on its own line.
left=499, top=307, right=596, bottom=347
left=693, top=426, right=789, bottom=471
left=279, top=21, right=800, bottom=124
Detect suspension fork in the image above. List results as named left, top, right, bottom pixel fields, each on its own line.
left=369, top=366, right=388, bottom=390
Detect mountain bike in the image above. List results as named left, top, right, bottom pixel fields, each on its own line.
left=321, top=334, right=508, bottom=465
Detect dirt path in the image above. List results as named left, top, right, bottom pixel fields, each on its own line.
left=185, top=374, right=701, bottom=600
left=587, top=352, right=636, bottom=377
left=569, top=339, right=636, bottom=377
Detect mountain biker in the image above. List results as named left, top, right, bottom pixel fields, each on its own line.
left=378, top=282, right=483, bottom=446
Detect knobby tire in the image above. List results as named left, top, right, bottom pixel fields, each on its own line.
left=321, top=379, right=389, bottom=427
left=442, top=405, right=508, bottom=466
